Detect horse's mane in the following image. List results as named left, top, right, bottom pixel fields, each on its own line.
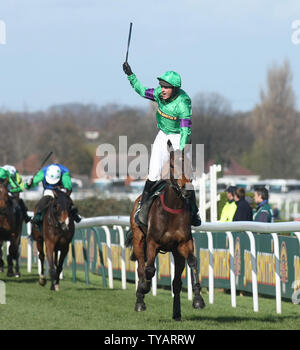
left=53, top=190, right=71, bottom=207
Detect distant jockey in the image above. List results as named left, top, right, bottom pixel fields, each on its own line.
left=25, top=163, right=81, bottom=226
left=0, top=165, right=31, bottom=223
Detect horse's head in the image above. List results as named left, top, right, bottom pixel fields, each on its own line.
left=0, top=178, right=9, bottom=210
left=52, top=190, right=73, bottom=231
left=167, top=140, right=192, bottom=200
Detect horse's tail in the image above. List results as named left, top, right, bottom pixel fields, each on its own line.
left=125, top=228, right=137, bottom=261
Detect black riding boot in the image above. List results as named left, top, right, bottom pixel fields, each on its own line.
left=188, top=188, right=201, bottom=226
left=135, top=179, right=156, bottom=226
left=19, top=199, right=31, bottom=223
left=32, top=196, right=53, bottom=227
left=70, top=205, right=82, bottom=223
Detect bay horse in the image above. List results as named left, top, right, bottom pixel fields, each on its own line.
left=32, top=189, right=74, bottom=291
left=0, top=178, right=23, bottom=277
left=129, top=141, right=205, bottom=321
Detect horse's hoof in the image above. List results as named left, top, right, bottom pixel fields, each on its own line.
left=135, top=302, right=146, bottom=312
left=55, top=284, right=59, bottom=291
left=39, top=276, right=47, bottom=287
left=7, top=271, right=14, bottom=277
left=0, top=267, right=4, bottom=273
left=173, top=316, right=181, bottom=321
left=193, top=295, right=206, bottom=309
left=15, top=273, right=21, bottom=278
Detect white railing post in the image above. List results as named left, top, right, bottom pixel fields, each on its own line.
left=27, top=221, right=32, bottom=273
left=246, top=231, right=259, bottom=312
left=101, top=225, right=113, bottom=289
left=152, top=259, right=157, bottom=296
left=207, top=231, right=214, bottom=304
left=293, top=232, right=300, bottom=248
left=135, top=261, right=138, bottom=290
left=187, top=263, right=192, bottom=301
left=226, top=231, right=236, bottom=308
left=210, top=165, right=217, bottom=222
left=170, top=253, right=175, bottom=297
left=271, top=233, right=281, bottom=314
left=113, top=225, right=126, bottom=290
left=199, top=173, right=207, bottom=222
left=209, top=164, right=221, bottom=222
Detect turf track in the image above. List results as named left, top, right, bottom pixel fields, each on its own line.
left=0, top=267, right=300, bottom=330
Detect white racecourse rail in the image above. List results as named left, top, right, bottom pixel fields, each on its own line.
left=26, top=216, right=300, bottom=314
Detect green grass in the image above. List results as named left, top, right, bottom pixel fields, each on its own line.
left=1, top=267, right=300, bottom=330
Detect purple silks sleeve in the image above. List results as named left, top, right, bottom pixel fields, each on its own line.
left=180, top=118, right=192, bottom=128
left=145, top=88, right=155, bottom=101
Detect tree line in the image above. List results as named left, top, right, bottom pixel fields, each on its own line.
left=0, top=59, right=299, bottom=179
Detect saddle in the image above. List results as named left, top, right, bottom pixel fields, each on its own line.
left=32, top=196, right=53, bottom=230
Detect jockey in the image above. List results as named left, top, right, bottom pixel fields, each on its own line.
left=123, top=62, right=201, bottom=226
left=0, top=166, right=31, bottom=223
left=25, top=163, right=81, bottom=225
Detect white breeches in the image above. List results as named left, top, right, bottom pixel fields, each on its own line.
left=43, top=189, right=55, bottom=197
left=148, top=130, right=191, bottom=182
left=43, top=188, right=67, bottom=198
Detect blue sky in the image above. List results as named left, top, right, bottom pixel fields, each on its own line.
left=0, top=0, right=299, bottom=112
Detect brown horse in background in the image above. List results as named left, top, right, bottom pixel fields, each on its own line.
left=129, top=141, right=205, bottom=321
left=0, top=178, right=23, bottom=277
left=32, top=189, right=74, bottom=291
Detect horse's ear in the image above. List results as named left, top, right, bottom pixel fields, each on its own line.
left=53, top=190, right=58, bottom=198
left=4, top=177, right=9, bottom=186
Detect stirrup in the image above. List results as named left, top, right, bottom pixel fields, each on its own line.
left=73, top=214, right=82, bottom=223
left=191, top=214, right=201, bottom=226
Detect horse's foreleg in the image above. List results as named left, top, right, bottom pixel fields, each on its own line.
left=187, top=253, right=205, bottom=309
left=135, top=256, right=146, bottom=312
left=6, top=242, right=14, bottom=277
left=178, top=239, right=205, bottom=310
left=55, top=248, right=67, bottom=291
left=36, top=238, right=46, bottom=286
left=7, top=234, right=19, bottom=277
left=0, top=241, right=4, bottom=272
left=132, top=228, right=147, bottom=312
left=135, top=237, right=157, bottom=312
left=172, top=250, right=185, bottom=321
left=143, top=239, right=158, bottom=294
left=45, top=241, right=56, bottom=291
left=14, top=235, right=21, bottom=277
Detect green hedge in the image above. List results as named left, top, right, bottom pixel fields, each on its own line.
left=26, top=192, right=255, bottom=220
left=26, top=197, right=134, bottom=218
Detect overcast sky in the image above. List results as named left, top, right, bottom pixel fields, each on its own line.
left=0, top=0, right=299, bottom=112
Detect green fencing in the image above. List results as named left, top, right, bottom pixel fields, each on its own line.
left=18, top=223, right=300, bottom=302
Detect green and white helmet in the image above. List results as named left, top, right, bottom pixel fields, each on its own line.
left=3, top=165, right=17, bottom=177
left=45, top=164, right=61, bottom=184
